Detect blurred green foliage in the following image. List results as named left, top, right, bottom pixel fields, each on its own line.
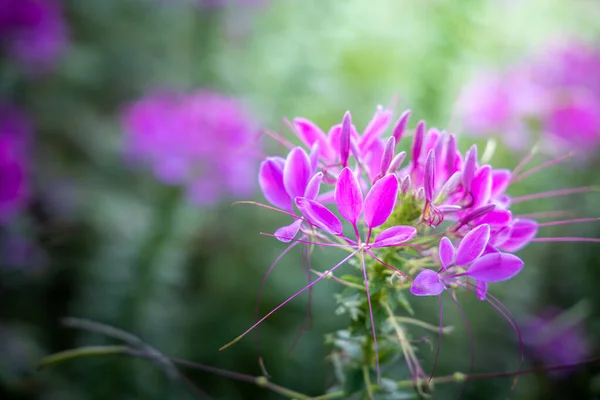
left=2, top=0, right=600, bottom=399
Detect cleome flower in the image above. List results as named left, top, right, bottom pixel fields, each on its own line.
left=223, top=104, right=599, bottom=396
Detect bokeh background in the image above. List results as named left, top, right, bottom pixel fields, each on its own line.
left=2, top=0, right=600, bottom=399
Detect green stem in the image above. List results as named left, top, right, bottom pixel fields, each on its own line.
left=39, top=346, right=132, bottom=369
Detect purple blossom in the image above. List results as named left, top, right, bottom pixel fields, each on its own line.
left=223, top=105, right=599, bottom=384
left=524, top=307, right=592, bottom=377
left=0, top=104, right=30, bottom=220
left=458, top=40, right=600, bottom=155
left=122, top=90, right=260, bottom=206
left=0, top=0, right=67, bottom=73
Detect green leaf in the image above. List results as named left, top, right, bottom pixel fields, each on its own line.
left=342, top=367, right=365, bottom=396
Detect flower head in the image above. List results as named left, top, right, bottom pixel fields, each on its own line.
left=458, top=40, right=600, bottom=156
left=0, top=0, right=67, bottom=72
left=0, top=104, right=30, bottom=220
left=224, top=104, right=598, bottom=390
left=122, top=90, right=260, bottom=206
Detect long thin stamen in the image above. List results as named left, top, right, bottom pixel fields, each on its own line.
left=537, top=218, right=599, bottom=227
left=260, top=233, right=352, bottom=248
left=361, top=251, right=381, bottom=383
left=448, top=293, right=474, bottom=400
left=511, top=146, right=538, bottom=177
left=263, top=129, right=295, bottom=150
left=429, top=295, right=443, bottom=382
left=255, top=241, right=300, bottom=376
left=511, top=186, right=599, bottom=203
left=516, top=210, right=574, bottom=220
left=220, top=251, right=358, bottom=351
left=289, top=243, right=314, bottom=355
left=511, top=152, right=574, bottom=183
left=366, top=250, right=408, bottom=277
left=531, top=237, right=600, bottom=243
left=232, top=201, right=301, bottom=219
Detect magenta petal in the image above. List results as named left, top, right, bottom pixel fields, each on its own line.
left=490, top=169, right=511, bottom=197
left=388, top=151, right=406, bottom=173
left=283, top=147, right=311, bottom=200
left=463, top=145, right=478, bottom=189
left=439, top=237, right=455, bottom=269
left=309, top=142, right=320, bottom=173
left=410, top=269, right=444, bottom=296
left=455, top=224, right=491, bottom=266
left=470, top=165, right=492, bottom=208
left=475, top=209, right=512, bottom=227
left=392, top=109, right=411, bottom=144
left=363, top=174, right=399, bottom=228
left=379, top=136, right=396, bottom=176
left=274, top=219, right=303, bottom=243
left=371, top=225, right=417, bottom=248
left=339, top=112, right=352, bottom=166
left=360, top=107, right=393, bottom=151
left=446, top=134, right=458, bottom=175
left=335, top=167, right=363, bottom=225
left=411, top=120, right=425, bottom=167
left=499, top=219, right=538, bottom=252
left=304, top=172, right=324, bottom=200
left=293, top=118, right=327, bottom=148
left=476, top=280, right=488, bottom=300
left=465, top=252, right=524, bottom=282
left=424, top=149, right=435, bottom=202
left=259, top=158, right=291, bottom=211
left=295, top=197, right=343, bottom=235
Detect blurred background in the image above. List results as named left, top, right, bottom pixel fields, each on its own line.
left=2, top=0, right=600, bottom=399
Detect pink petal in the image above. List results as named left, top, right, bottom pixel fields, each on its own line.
left=475, top=209, right=512, bottom=227
left=424, top=149, right=435, bottom=202
left=470, top=165, right=492, bottom=208
left=304, top=172, right=324, bottom=200
left=259, top=157, right=291, bottom=211
left=465, top=252, right=524, bottom=282
left=295, top=197, right=343, bottom=235
left=335, top=167, right=364, bottom=226
left=499, top=219, right=538, bottom=252
left=379, top=136, right=396, bottom=176
left=455, top=224, right=491, bottom=266
left=283, top=147, right=311, bottom=200
left=392, top=109, right=411, bottom=144
left=293, top=118, right=327, bottom=148
left=490, top=169, right=511, bottom=198
left=363, top=174, right=399, bottom=228
left=410, top=269, right=444, bottom=296
left=411, top=120, right=425, bottom=167
left=387, top=151, right=406, bottom=173
left=360, top=107, right=393, bottom=151
left=476, top=281, right=488, bottom=300
left=446, top=134, right=458, bottom=175
left=339, top=112, right=352, bottom=167
left=439, top=237, right=455, bottom=269
left=309, top=142, right=320, bottom=173
left=274, top=219, right=303, bottom=242
left=462, top=145, right=478, bottom=190
left=371, top=225, right=417, bottom=248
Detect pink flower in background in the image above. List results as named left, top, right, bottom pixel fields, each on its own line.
left=0, top=0, right=67, bottom=72
left=524, top=307, right=592, bottom=377
left=458, top=41, right=600, bottom=155
left=0, top=104, right=30, bottom=220
left=122, top=90, right=260, bottom=205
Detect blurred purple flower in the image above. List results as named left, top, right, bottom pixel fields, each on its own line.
left=458, top=40, right=600, bottom=155
left=523, top=307, right=591, bottom=377
left=0, top=0, right=67, bottom=72
left=122, top=90, right=261, bottom=205
left=0, top=104, right=30, bottom=220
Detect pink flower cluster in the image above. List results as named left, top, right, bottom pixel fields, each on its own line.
left=122, top=90, right=260, bottom=205
left=0, top=104, right=30, bottom=220
left=0, top=0, right=67, bottom=72
left=259, top=107, right=535, bottom=299
left=459, top=41, right=600, bottom=155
